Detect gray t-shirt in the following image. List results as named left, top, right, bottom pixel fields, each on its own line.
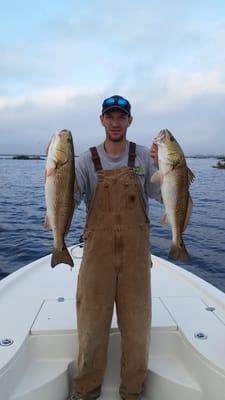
left=75, top=141, right=161, bottom=215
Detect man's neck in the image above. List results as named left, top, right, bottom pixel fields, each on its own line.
left=104, top=139, right=128, bottom=159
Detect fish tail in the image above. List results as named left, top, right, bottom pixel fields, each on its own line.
left=169, top=242, right=189, bottom=262
left=51, top=245, right=74, bottom=268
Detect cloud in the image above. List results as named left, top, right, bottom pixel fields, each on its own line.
left=0, top=87, right=79, bottom=109
left=0, top=77, right=224, bottom=156
left=1, top=1, right=225, bottom=155
left=131, top=67, right=225, bottom=114
left=0, top=87, right=102, bottom=155
left=1, top=0, right=225, bottom=96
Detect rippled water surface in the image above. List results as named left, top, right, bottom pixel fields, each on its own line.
left=0, top=158, right=224, bottom=292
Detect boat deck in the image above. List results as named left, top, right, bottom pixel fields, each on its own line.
left=1, top=246, right=225, bottom=400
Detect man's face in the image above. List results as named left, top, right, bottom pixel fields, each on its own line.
left=100, top=110, right=133, bottom=142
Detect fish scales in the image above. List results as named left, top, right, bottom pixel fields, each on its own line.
left=151, top=129, right=194, bottom=261
left=44, top=129, right=75, bottom=267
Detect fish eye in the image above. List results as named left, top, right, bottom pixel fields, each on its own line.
left=169, top=135, right=174, bottom=142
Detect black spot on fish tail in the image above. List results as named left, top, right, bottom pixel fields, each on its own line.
left=168, top=242, right=189, bottom=262
left=51, top=246, right=74, bottom=268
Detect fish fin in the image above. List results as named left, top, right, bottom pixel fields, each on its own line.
left=44, top=215, right=51, bottom=230
left=45, top=157, right=57, bottom=178
left=161, top=213, right=169, bottom=225
left=182, top=195, right=193, bottom=231
left=169, top=241, right=189, bottom=262
left=151, top=170, right=163, bottom=184
left=46, top=162, right=57, bottom=177
left=188, top=168, right=195, bottom=185
left=51, top=245, right=74, bottom=268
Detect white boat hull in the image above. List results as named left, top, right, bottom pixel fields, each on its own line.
left=1, top=245, right=225, bottom=400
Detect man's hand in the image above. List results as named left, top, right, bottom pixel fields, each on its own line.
left=150, top=143, right=159, bottom=168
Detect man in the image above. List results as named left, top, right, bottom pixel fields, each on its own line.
left=71, top=95, right=160, bottom=400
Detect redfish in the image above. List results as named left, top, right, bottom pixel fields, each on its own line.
left=44, top=130, right=75, bottom=267
left=151, top=129, right=195, bottom=261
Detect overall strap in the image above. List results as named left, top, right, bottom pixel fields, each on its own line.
left=89, top=147, right=103, bottom=172
left=128, top=141, right=136, bottom=168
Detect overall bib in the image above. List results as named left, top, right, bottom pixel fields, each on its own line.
left=74, top=142, right=152, bottom=398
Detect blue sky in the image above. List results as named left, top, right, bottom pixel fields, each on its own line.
left=0, top=0, right=225, bottom=155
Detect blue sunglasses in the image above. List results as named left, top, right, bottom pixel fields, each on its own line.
left=103, top=97, right=129, bottom=107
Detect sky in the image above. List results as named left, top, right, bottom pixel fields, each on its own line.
left=0, top=0, right=225, bottom=155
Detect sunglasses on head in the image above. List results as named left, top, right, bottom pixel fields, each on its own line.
left=103, top=97, right=129, bottom=108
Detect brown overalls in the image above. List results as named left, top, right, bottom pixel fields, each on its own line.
left=74, top=142, right=152, bottom=399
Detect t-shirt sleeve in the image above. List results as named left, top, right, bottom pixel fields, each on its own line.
left=74, top=153, right=88, bottom=208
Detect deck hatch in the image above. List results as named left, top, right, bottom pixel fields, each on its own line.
left=31, top=297, right=177, bottom=335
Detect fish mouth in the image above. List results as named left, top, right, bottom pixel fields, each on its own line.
left=153, top=129, right=166, bottom=144
left=53, top=130, right=72, bottom=141
left=59, top=129, right=71, bottom=135
left=55, top=130, right=72, bottom=147
left=49, top=132, right=68, bottom=156
left=58, top=129, right=72, bottom=140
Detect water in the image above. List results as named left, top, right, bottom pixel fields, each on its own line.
left=0, top=157, right=224, bottom=292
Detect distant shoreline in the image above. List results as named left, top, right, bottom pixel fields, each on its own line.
left=0, top=154, right=224, bottom=160
left=0, top=154, right=79, bottom=159
left=12, top=155, right=44, bottom=160
left=186, top=155, right=225, bottom=159
left=0, top=154, right=46, bottom=159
